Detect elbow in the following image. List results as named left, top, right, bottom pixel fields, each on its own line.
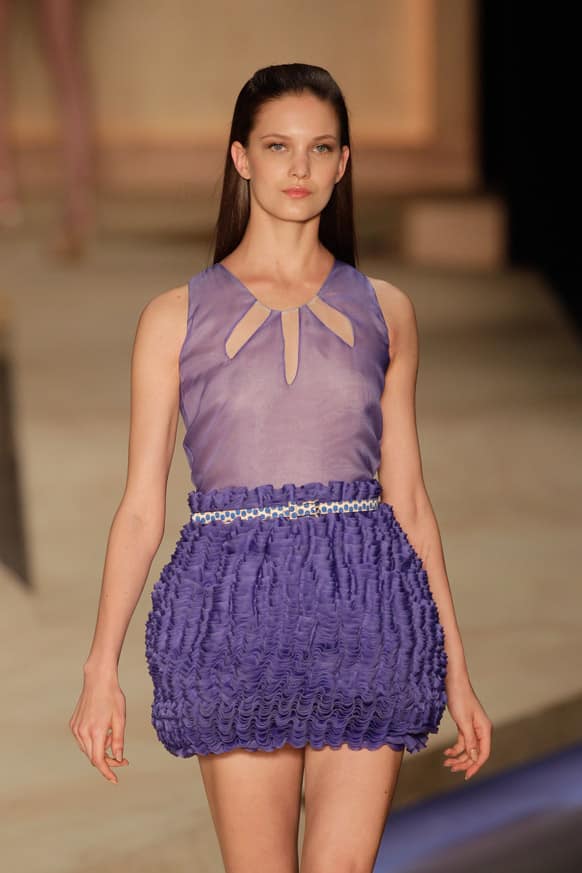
left=381, top=484, right=429, bottom=529
left=143, top=517, right=166, bottom=554
left=413, top=485, right=431, bottom=517
left=116, top=501, right=165, bottom=554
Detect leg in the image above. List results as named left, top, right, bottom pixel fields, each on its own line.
left=198, top=742, right=305, bottom=873
left=300, top=742, right=404, bottom=873
left=37, top=0, right=96, bottom=256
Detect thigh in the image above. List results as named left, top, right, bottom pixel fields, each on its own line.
left=300, top=743, right=404, bottom=873
left=198, top=742, right=305, bottom=873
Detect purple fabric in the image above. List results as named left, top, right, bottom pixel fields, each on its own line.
left=144, top=259, right=448, bottom=757
left=145, top=478, right=448, bottom=756
left=178, top=259, right=389, bottom=491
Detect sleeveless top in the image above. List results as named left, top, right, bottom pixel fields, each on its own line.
left=178, top=257, right=391, bottom=491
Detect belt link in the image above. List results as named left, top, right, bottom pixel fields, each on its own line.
left=221, top=498, right=321, bottom=524
left=298, top=499, right=321, bottom=517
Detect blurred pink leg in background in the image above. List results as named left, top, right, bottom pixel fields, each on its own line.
left=0, top=0, right=23, bottom=230
left=38, top=0, right=97, bottom=259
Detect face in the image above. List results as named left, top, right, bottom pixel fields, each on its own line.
left=231, top=91, right=350, bottom=221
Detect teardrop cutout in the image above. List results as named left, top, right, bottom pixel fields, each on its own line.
left=280, top=309, right=300, bottom=385
left=306, top=297, right=355, bottom=346
left=225, top=301, right=271, bottom=359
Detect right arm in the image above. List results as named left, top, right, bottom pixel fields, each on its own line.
left=68, top=281, right=189, bottom=784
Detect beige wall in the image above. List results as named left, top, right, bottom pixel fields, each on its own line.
left=8, top=0, right=478, bottom=192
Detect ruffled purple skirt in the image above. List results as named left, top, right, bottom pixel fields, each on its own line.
left=144, top=477, right=448, bottom=757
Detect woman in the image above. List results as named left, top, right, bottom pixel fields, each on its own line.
left=69, top=63, right=492, bottom=873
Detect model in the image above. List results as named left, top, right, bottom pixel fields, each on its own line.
left=69, top=63, right=492, bottom=873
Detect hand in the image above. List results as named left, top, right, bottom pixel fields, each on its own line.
left=69, top=669, right=129, bottom=784
left=442, top=675, right=492, bottom=781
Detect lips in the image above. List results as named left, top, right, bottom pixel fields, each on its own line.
left=283, top=188, right=311, bottom=196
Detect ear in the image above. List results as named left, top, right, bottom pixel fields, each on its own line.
left=231, top=141, right=250, bottom=181
left=336, top=145, right=350, bottom=184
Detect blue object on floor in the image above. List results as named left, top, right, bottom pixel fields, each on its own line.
left=374, top=743, right=582, bottom=872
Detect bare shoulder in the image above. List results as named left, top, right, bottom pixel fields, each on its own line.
left=365, top=275, right=416, bottom=322
left=134, top=281, right=189, bottom=360
left=364, top=275, right=418, bottom=355
left=140, top=281, right=188, bottom=327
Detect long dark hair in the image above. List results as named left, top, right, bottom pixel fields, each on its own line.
left=210, top=63, right=358, bottom=268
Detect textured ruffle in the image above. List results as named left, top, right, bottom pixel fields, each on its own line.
left=144, top=477, right=448, bottom=757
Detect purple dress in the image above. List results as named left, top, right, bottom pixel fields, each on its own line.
left=144, top=257, right=448, bottom=756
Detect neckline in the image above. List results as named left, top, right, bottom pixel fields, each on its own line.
left=215, top=257, right=340, bottom=313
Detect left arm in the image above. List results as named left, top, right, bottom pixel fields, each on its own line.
left=371, top=277, right=469, bottom=685
left=369, top=276, right=492, bottom=780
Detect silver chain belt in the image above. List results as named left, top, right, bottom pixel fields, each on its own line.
left=191, top=496, right=380, bottom=525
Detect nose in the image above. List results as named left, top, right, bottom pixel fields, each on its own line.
left=289, top=151, right=311, bottom=181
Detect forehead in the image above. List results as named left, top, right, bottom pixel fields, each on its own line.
left=254, top=92, right=337, bottom=135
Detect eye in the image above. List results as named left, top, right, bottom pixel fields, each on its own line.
left=266, top=142, right=333, bottom=153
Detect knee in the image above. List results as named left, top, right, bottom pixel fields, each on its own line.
left=300, top=855, right=374, bottom=873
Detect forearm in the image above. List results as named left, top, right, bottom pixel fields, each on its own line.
left=84, top=502, right=163, bottom=676
left=392, top=496, right=470, bottom=685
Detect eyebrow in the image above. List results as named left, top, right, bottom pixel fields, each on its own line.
left=259, top=133, right=338, bottom=141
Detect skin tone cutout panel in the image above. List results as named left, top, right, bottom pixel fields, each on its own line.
left=224, top=301, right=271, bottom=359
left=307, top=297, right=354, bottom=346
left=223, top=293, right=355, bottom=386
left=281, top=309, right=300, bottom=384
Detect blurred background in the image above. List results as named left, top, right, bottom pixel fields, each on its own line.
left=0, top=1, right=580, bottom=871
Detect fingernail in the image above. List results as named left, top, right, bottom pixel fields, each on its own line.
left=116, top=751, right=122, bottom=762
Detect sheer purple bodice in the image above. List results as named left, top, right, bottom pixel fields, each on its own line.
left=178, top=258, right=390, bottom=491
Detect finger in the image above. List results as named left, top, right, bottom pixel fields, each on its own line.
left=457, top=718, right=483, bottom=776
left=450, top=757, right=471, bottom=773
left=446, top=733, right=472, bottom=773
left=110, top=712, right=126, bottom=763
left=448, top=752, right=470, bottom=770
left=79, top=729, right=93, bottom=762
left=444, top=747, right=468, bottom=761
left=444, top=752, right=470, bottom=767
left=460, top=749, right=484, bottom=779
left=452, top=748, right=478, bottom=771
left=443, top=738, right=468, bottom=765
left=459, top=724, right=479, bottom=764
left=465, top=729, right=479, bottom=757
left=475, top=715, right=492, bottom=759
left=105, top=755, right=129, bottom=767
left=91, top=731, right=117, bottom=783
left=103, top=727, right=128, bottom=765
left=465, top=753, right=484, bottom=779
left=443, top=739, right=465, bottom=759
left=464, top=717, right=493, bottom=780
left=72, top=726, right=89, bottom=757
